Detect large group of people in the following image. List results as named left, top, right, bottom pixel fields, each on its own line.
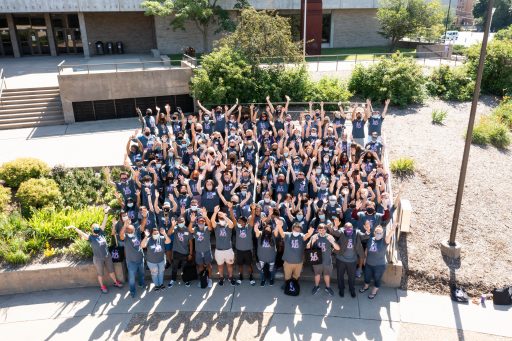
left=67, top=96, right=397, bottom=300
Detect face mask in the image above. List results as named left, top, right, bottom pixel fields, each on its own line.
left=127, top=202, right=134, bottom=208
left=305, top=116, right=311, bottom=121
left=145, top=181, right=151, bottom=186
left=190, top=205, right=198, bottom=211
left=240, top=191, right=247, bottom=197
left=198, top=223, right=205, bottom=229
left=375, top=233, right=383, bottom=240
left=338, top=171, right=343, bottom=176
left=311, top=134, right=317, bottom=138
left=152, top=234, right=159, bottom=240
left=163, top=207, right=170, bottom=212
left=372, top=114, right=380, bottom=119
left=292, top=231, right=300, bottom=237
left=126, top=233, right=134, bottom=238
left=155, top=163, right=161, bottom=169
left=366, top=208, right=375, bottom=215
left=122, top=216, right=129, bottom=222
left=264, top=198, right=270, bottom=203
left=319, top=214, right=325, bottom=220
left=178, top=223, right=185, bottom=228
left=296, top=214, right=303, bottom=221
left=323, top=157, right=329, bottom=162
left=219, top=220, right=226, bottom=226
left=284, top=152, right=289, bottom=157
left=345, top=228, right=353, bottom=235
left=316, top=169, right=321, bottom=175
left=144, top=132, right=150, bottom=136
left=93, top=227, right=101, bottom=234
left=319, top=231, right=326, bottom=237
left=175, top=162, right=181, bottom=167
left=237, top=223, right=244, bottom=228
left=121, top=178, right=128, bottom=183
left=329, top=200, right=336, bottom=206
left=204, top=116, right=209, bottom=121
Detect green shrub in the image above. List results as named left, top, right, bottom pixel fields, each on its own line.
left=29, top=206, right=110, bottom=243
left=431, top=109, right=448, bottom=125
left=348, top=53, right=426, bottom=106
left=390, top=157, right=416, bottom=176
left=3, top=250, right=30, bottom=265
left=452, top=44, right=468, bottom=56
left=0, top=158, right=50, bottom=188
left=427, top=65, right=474, bottom=101
left=472, top=116, right=511, bottom=149
left=66, top=239, right=93, bottom=259
left=305, top=77, right=352, bottom=110
left=0, top=185, right=10, bottom=213
left=51, top=166, right=107, bottom=208
left=495, top=25, right=512, bottom=41
left=466, top=39, right=512, bottom=96
left=16, top=178, right=60, bottom=216
left=493, top=100, right=512, bottom=130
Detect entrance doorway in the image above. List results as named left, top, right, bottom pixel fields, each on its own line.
left=52, top=14, right=83, bottom=55
left=14, top=15, right=50, bottom=56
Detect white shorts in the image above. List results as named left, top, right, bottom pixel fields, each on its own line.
left=215, top=248, right=235, bottom=265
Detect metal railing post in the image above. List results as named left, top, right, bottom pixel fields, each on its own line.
left=317, top=55, right=320, bottom=72
left=355, top=54, right=358, bottom=65
left=336, top=54, right=339, bottom=71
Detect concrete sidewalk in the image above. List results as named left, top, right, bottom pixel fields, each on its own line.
left=0, top=117, right=140, bottom=168
left=0, top=283, right=510, bottom=340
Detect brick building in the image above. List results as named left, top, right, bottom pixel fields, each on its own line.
left=455, top=0, right=475, bottom=26
left=0, top=0, right=387, bottom=58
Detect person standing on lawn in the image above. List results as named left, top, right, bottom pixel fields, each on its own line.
left=359, top=224, right=397, bottom=299
left=120, top=210, right=147, bottom=298
left=65, top=207, right=123, bottom=294
left=141, top=227, right=171, bottom=291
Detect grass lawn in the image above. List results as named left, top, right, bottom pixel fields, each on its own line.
left=305, top=46, right=417, bottom=62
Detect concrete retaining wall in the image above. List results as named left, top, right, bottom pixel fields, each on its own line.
left=58, top=66, right=193, bottom=123
left=0, top=261, right=125, bottom=296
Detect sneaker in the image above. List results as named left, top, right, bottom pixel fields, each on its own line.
left=250, top=279, right=256, bottom=286
left=138, top=284, right=147, bottom=290
left=350, top=290, right=356, bottom=298
left=236, top=279, right=242, bottom=285
left=339, top=290, right=345, bottom=297
left=154, top=285, right=160, bottom=292
left=159, top=284, right=166, bottom=290
left=100, top=285, right=108, bottom=294
left=168, top=280, right=175, bottom=288
left=208, top=279, right=213, bottom=288
left=219, top=278, right=224, bottom=286
left=113, top=281, right=123, bottom=288
left=269, top=279, right=274, bottom=286
left=355, top=268, right=362, bottom=278
left=325, top=287, right=335, bottom=296
left=230, top=278, right=239, bottom=286
left=165, top=262, right=171, bottom=269
left=130, top=292, right=136, bottom=298
left=260, top=280, right=265, bottom=287
left=185, top=281, right=191, bottom=287
left=312, top=286, right=320, bottom=295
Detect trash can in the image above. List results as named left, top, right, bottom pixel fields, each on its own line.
left=95, top=41, right=104, bottom=55
left=106, top=42, right=114, bottom=55
left=116, top=41, right=124, bottom=54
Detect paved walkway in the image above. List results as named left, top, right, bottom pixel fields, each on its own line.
left=0, top=283, right=510, bottom=340
left=0, top=118, right=140, bottom=168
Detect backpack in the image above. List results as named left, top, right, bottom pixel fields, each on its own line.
left=492, top=286, right=512, bottom=305
left=181, top=261, right=198, bottom=283
left=284, top=278, right=300, bottom=296
left=305, top=248, right=323, bottom=266
left=450, top=285, right=469, bottom=303
left=199, top=269, right=209, bottom=289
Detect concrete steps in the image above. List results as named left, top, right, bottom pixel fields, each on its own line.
left=0, top=86, right=65, bottom=130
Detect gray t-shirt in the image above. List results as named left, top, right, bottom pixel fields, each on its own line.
left=283, top=233, right=305, bottom=264
left=194, top=227, right=211, bottom=253
left=313, top=234, right=333, bottom=266
left=337, top=233, right=357, bottom=263
left=124, top=227, right=144, bottom=263
left=214, top=226, right=233, bottom=250
left=89, top=232, right=109, bottom=259
left=366, top=237, right=388, bottom=266
left=146, top=235, right=166, bottom=264
left=235, top=225, right=253, bottom=251
left=173, top=227, right=191, bottom=255
left=257, top=234, right=277, bottom=263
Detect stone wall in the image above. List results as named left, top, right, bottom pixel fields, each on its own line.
left=84, top=12, right=156, bottom=55
left=331, top=9, right=389, bottom=48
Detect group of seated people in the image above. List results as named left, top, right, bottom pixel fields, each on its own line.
left=66, top=96, right=397, bottom=300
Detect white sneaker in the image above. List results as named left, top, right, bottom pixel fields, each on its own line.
left=208, top=279, right=213, bottom=288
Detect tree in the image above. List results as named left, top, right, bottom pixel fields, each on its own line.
left=217, top=8, right=303, bottom=67
left=141, top=0, right=249, bottom=52
left=377, top=0, right=445, bottom=48
left=473, top=0, right=512, bottom=31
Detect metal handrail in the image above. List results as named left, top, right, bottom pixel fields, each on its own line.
left=382, top=133, right=399, bottom=264
left=57, top=60, right=66, bottom=74
left=58, top=59, right=187, bottom=75
left=0, top=68, right=6, bottom=106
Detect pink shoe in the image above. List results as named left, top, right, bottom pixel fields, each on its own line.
left=113, top=281, right=123, bottom=288
left=100, top=285, right=108, bottom=294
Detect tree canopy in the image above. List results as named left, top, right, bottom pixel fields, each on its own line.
left=377, top=0, right=444, bottom=48
left=141, top=0, right=249, bottom=52
left=473, top=0, right=512, bottom=31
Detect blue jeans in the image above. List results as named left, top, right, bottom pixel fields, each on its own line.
left=147, top=259, right=165, bottom=286
left=364, top=264, right=386, bottom=288
left=258, top=261, right=275, bottom=281
left=127, top=260, right=145, bottom=295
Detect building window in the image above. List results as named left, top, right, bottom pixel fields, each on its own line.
left=322, top=14, right=331, bottom=44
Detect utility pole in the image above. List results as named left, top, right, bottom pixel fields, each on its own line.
left=442, top=0, right=495, bottom=258
left=443, top=0, right=452, bottom=41
left=303, top=0, right=307, bottom=57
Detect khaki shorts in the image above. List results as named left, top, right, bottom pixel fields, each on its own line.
left=215, top=248, right=235, bottom=265
left=313, top=263, right=333, bottom=276
left=283, top=261, right=303, bottom=281
left=93, top=256, right=114, bottom=277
